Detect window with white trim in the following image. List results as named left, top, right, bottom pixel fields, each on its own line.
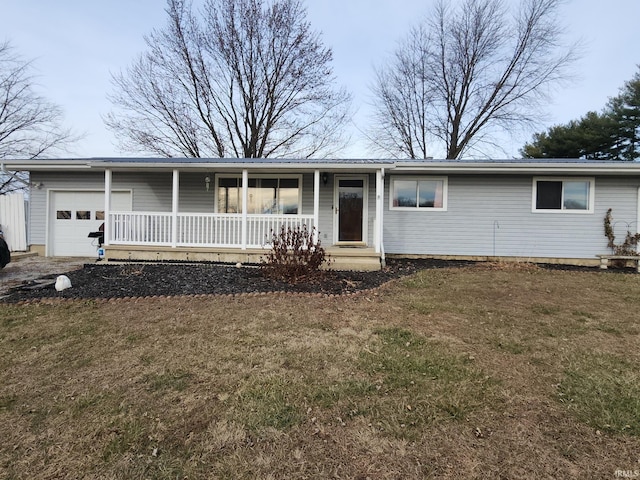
left=532, top=178, right=594, bottom=213
left=216, top=175, right=301, bottom=214
left=390, top=176, right=447, bottom=210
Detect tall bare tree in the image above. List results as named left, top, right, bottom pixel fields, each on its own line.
left=0, top=41, right=76, bottom=194
left=370, top=26, right=433, bottom=159
left=106, top=0, right=352, bottom=158
left=369, top=0, right=577, bottom=159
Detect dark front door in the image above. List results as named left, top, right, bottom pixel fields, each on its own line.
left=337, top=178, right=364, bottom=242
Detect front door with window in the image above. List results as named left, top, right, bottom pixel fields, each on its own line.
left=335, top=176, right=368, bottom=244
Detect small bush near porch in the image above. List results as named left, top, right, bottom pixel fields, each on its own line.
left=260, top=224, right=328, bottom=281
left=1, top=265, right=640, bottom=479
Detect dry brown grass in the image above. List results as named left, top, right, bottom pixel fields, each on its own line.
left=1, top=266, right=640, bottom=479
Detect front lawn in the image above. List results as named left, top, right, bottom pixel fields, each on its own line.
left=1, top=263, right=639, bottom=478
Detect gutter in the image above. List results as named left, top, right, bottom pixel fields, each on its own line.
left=4, top=157, right=640, bottom=175
left=88, top=160, right=397, bottom=172
left=0, top=160, right=93, bottom=171
left=1, top=162, right=29, bottom=187
left=390, top=161, right=640, bottom=176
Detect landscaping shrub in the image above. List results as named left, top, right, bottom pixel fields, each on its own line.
left=261, top=224, right=329, bottom=281
left=604, top=208, right=640, bottom=255
left=604, top=208, right=640, bottom=267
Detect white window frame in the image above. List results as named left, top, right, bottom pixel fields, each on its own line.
left=389, top=176, right=448, bottom=211
left=214, top=173, right=303, bottom=214
left=531, top=177, right=595, bottom=214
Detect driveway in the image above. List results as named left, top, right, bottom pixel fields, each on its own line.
left=0, top=255, right=94, bottom=296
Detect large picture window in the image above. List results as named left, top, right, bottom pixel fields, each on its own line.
left=533, top=178, right=594, bottom=213
left=390, top=176, right=447, bottom=210
left=216, top=175, right=301, bottom=214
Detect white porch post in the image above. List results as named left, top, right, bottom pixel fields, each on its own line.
left=374, top=168, right=384, bottom=254
left=172, top=169, right=179, bottom=248
left=241, top=169, right=248, bottom=250
left=104, top=169, right=112, bottom=246
left=313, top=169, right=320, bottom=244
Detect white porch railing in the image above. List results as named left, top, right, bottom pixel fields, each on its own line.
left=110, top=211, right=173, bottom=245
left=246, top=214, right=315, bottom=247
left=108, top=211, right=315, bottom=248
left=178, top=213, right=243, bottom=247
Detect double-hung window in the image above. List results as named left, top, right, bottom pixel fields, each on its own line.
left=390, top=176, right=447, bottom=211
left=216, top=175, right=301, bottom=214
left=532, top=178, right=594, bottom=213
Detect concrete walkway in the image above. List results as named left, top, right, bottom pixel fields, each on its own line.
left=0, top=254, right=94, bottom=296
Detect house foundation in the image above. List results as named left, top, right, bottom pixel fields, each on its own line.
left=104, top=245, right=382, bottom=271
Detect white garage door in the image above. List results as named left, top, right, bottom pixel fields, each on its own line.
left=49, top=191, right=131, bottom=257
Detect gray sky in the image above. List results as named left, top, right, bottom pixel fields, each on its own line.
left=3, top=1, right=639, bottom=158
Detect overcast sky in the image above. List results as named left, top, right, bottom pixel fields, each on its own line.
left=3, top=0, right=639, bottom=159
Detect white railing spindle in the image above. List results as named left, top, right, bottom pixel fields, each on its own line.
left=108, top=212, right=314, bottom=248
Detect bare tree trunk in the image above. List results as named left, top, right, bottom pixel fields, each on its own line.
left=106, top=0, right=351, bottom=159
left=369, top=0, right=577, bottom=159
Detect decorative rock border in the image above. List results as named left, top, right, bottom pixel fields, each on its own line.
left=9, top=282, right=392, bottom=306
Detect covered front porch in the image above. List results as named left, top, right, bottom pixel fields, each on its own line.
left=100, top=160, right=388, bottom=270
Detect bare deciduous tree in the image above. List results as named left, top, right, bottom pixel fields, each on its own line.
left=0, top=41, right=76, bottom=194
left=370, top=26, right=433, bottom=159
left=369, top=0, right=577, bottom=159
left=105, top=0, right=352, bottom=159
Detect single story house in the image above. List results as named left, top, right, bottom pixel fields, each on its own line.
left=2, top=157, right=639, bottom=270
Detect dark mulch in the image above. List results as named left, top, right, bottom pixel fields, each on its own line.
left=1, top=258, right=472, bottom=303
left=0, top=258, right=625, bottom=304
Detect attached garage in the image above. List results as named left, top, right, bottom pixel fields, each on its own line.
left=48, top=190, right=131, bottom=257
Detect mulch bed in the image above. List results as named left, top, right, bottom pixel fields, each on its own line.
left=0, top=258, right=624, bottom=304
left=1, top=258, right=472, bottom=303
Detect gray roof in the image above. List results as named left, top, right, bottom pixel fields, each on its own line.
left=2, top=156, right=640, bottom=175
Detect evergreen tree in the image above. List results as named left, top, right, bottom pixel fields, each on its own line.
left=521, top=112, right=616, bottom=159
left=521, top=66, right=640, bottom=161
left=607, top=70, right=640, bottom=160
